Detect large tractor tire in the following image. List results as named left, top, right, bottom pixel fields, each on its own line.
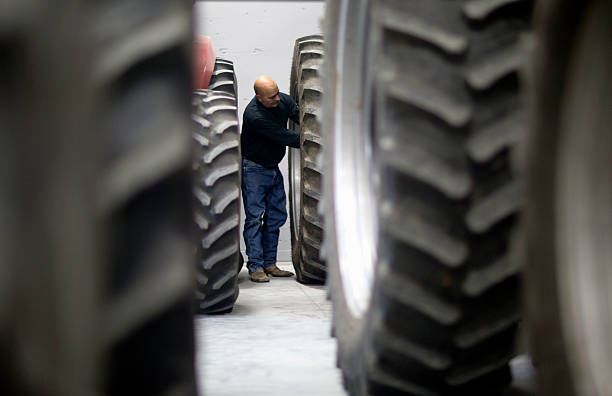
left=321, top=0, right=531, bottom=394
left=209, top=58, right=238, bottom=97
left=288, top=34, right=326, bottom=284
left=1, top=1, right=197, bottom=395
left=192, top=89, right=242, bottom=314
left=524, top=1, right=612, bottom=395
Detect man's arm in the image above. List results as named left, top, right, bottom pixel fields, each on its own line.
left=250, top=114, right=300, bottom=148
left=288, top=97, right=300, bottom=125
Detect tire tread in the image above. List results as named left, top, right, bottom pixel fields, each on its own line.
left=192, top=89, right=241, bottom=314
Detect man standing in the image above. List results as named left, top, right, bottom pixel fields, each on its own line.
left=241, top=76, right=300, bottom=282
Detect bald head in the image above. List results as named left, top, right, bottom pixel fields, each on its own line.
left=254, top=76, right=280, bottom=108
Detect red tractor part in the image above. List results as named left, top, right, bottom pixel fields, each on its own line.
left=193, top=35, right=216, bottom=90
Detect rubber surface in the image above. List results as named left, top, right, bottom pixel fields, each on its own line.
left=209, top=58, right=238, bottom=98
left=192, top=89, right=242, bottom=314
left=288, top=34, right=326, bottom=284
left=524, top=1, right=612, bottom=395
left=96, top=1, right=197, bottom=394
left=0, top=1, right=198, bottom=395
left=323, top=0, right=532, bottom=394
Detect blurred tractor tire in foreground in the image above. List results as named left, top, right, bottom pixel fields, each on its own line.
left=289, top=35, right=326, bottom=284
left=321, top=0, right=531, bottom=394
left=524, top=1, right=612, bottom=395
left=192, top=89, right=242, bottom=314
left=1, top=1, right=197, bottom=395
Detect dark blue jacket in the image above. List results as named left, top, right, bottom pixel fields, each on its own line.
left=241, top=92, right=300, bottom=167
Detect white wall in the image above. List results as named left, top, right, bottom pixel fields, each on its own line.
left=194, top=1, right=325, bottom=262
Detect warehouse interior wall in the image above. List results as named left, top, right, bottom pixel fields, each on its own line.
left=194, top=1, right=325, bottom=261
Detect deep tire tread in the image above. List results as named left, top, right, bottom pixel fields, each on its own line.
left=339, top=0, right=530, bottom=393
left=289, top=35, right=326, bottom=284
left=192, top=89, right=241, bottom=314
left=208, top=57, right=237, bottom=97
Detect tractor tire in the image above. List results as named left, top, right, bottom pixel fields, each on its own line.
left=88, top=2, right=197, bottom=394
left=192, top=89, right=242, bottom=314
left=524, top=1, right=612, bottom=395
left=1, top=1, right=197, bottom=395
left=209, top=58, right=238, bottom=97
left=288, top=34, right=326, bottom=284
left=321, top=0, right=531, bottom=394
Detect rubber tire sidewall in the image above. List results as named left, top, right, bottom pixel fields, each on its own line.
left=322, top=0, right=374, bottom=393
left=525, top=1, right=612, bottom=395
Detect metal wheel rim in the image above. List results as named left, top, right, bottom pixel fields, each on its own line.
left=333, top=0, right=377, bottom=318
left=556, top=3, right=612, bottom=394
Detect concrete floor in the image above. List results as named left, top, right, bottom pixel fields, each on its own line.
left=194, top=262, right=537, bottom=396
left=194, top=262, right=346, bottom=396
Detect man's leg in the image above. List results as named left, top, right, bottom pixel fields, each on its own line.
left=241, top=160, right=273, bottom=281
left=262, top=167, right=293, bottom=277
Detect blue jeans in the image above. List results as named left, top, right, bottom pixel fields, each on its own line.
left=241, top=159, right=288, bottom=273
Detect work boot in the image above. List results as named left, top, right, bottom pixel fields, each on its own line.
left=250, top=269, right=269, bottom=283
left=264, top=265, right=294, bottom=277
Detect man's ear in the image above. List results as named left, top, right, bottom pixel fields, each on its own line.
left=255, top=94, right=262, bottom=103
